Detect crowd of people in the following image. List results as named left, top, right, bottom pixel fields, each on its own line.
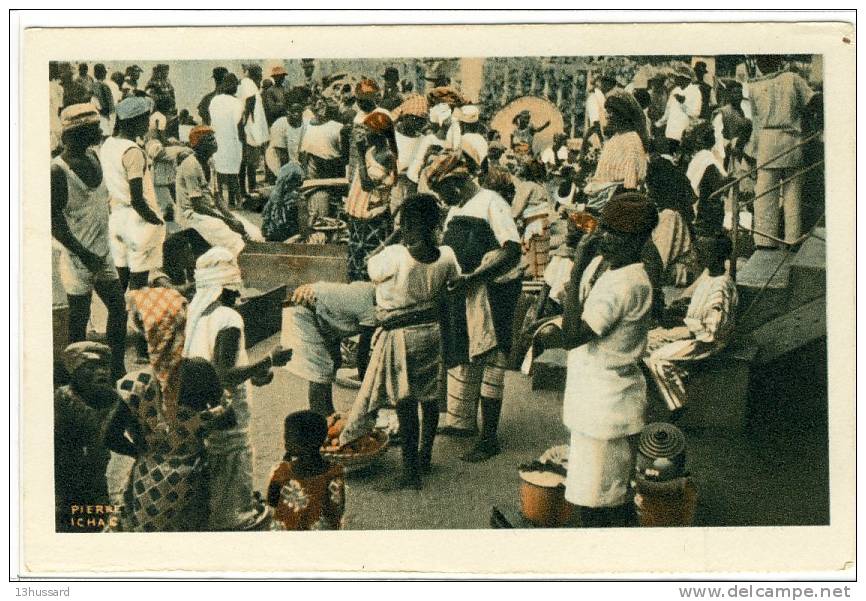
left=51, top=55, right=822, bottom=532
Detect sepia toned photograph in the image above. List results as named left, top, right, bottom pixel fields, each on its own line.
left=16, top=18, right=855, bottom=577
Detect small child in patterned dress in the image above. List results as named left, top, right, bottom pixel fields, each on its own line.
left=266, top=411, right=345, bottom=530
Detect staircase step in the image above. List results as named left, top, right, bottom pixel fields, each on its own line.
left=751, top=297, right=826, bottom=365
left=735, top=248, right=794, bottom=332
left=787, top=228, right=826, bottom=311
left=736, top=248, right=792, bottom=290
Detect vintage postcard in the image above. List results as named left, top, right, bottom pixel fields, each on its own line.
left=16, top=20, right=855, bottom=577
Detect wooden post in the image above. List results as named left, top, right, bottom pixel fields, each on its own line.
left=730, top=183, right=739, bottom=281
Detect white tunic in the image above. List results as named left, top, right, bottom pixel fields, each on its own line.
left=563, top=256, right=653, bottom=439
left=209, top=94, right=244, bottom=175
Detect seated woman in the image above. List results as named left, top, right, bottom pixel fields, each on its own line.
left=583, top=92, right=649, bottom=211
left=267, top=411, right=345, bottom=530
left=261, top=161, right=304, bottom=242
left=103, top=288, right=235, bottom=531
left=644, top=235, right=739, bottom=413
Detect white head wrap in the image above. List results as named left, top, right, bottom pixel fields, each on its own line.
left=183, top=247, right=244, bottom=356
left=457, top=105, right=480, bottom=124
left=429, top=102, right=452, bottom=126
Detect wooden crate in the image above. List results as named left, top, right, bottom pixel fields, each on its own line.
left=238, top=241, right=348, bottom=293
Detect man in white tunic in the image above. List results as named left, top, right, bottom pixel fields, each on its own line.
left=209, top=73, right=245, bottom=208
left=558, top=192, right=658, bottom=527
left=99, top=96, right=165, bottom=291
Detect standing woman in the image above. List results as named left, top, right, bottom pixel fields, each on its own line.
left=584, top=93, right=649, bottom=210
left=344, top=111, right=398, bottom=283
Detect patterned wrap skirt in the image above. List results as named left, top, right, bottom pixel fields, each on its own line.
left=118, top=451, right=207, bottom=532
left=346, top=213, right=393, bottom=282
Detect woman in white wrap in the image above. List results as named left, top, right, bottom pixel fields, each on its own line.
left=183, top=247, right=291, bottom=530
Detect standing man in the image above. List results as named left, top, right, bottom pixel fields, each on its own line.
left=693, top=61, right=713, bottom=121
left=145, top=64, right=177, bottom=117
left=122, top=65, right=143, bottom=98
left=380, top=66, right=403, bottom=112
left=559, top=192, right=658, bottom=528
left=52, top=104, right=127, bottom=379
left=263, top=65, right=289, bottom=126
left=91, top=64, right=116, bottom=139
left=237, top=64, right=269, bottom=201
left=198, top=66, right=229, bottom=126
left=428, top=152, right=522, bottom=463
left=655, top=68, right=695, bottom=153
left=745, top=55, right=818, bottom=248
left=510, top=109, right=550, bottom=153
left=585, top=72, right=617, bottom=148
left=209, top=73, right=245, bottom=208
left=74, top=63, right=94, bottom=98
left=100, top=96, right=165, bottom=291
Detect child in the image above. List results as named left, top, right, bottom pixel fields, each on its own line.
left=338, top=193, right=460, bottom=488
left=267, top=411, right=345, bottom=530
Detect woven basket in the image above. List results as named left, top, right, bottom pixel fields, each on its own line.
left=321, top=429, right=390, bottom=471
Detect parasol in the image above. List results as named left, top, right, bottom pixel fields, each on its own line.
left=490, top=96, right=565, bottom=156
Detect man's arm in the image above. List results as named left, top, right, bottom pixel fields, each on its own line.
left=51, top=165, right=104, bottom=271
left=532, top=120, right=552, bottom=134
left=453, top=241, right=521, bottom=290
left=123, top=148, right=163, bottom=225
left=213, top=327, right=279, bottom=389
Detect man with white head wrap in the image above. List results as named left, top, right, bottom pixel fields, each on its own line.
left=183, top=247, right=291, bottom=530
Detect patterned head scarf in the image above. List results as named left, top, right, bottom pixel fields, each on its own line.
left=188, top=125, right=215, bottom=149
left=127, top=287, right=189, bottom=410
left=355, top=78, right=380, bottom=100
left=60, top=103, right=100, bottom=132
left=183, top=247, right=244, bottom=357
left=61, top=341, right=111, bottom=375
left=391, top=93, right=429, bottom=120
left=424, top=151, right=472, bottom=188
left=426, top=86, right=467, bottom=109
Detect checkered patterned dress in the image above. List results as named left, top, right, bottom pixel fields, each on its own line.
left=115, top=369, right=208, bottom=532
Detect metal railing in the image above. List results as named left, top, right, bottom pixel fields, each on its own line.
left=719, top=129, right=823, bottom=280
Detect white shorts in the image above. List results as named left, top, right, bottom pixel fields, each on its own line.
left=187, top=214, right=245, bottom=257
left=58, top=247, right=119, bottom=296
left=564, top=431, right=636, bottom=508
left=108, top=206, right=166, bottom=272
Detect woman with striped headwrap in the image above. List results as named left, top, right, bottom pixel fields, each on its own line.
left=344, top=111, right=398, bottom=283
